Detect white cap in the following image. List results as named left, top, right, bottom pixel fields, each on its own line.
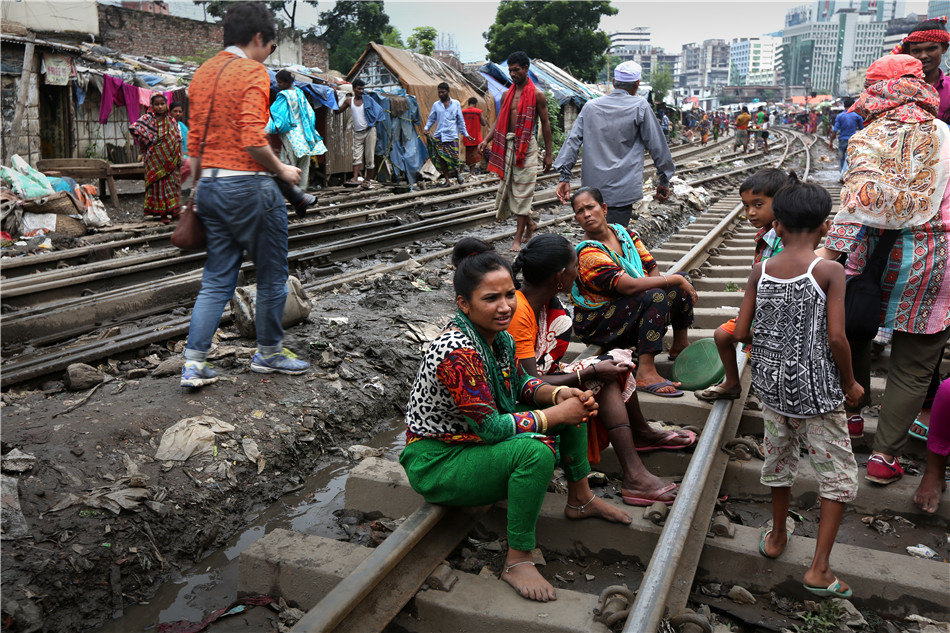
left=614, top=61, right=642, bottom=83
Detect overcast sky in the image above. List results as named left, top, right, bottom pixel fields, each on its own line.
left=169, top=0, right=932, bottom=64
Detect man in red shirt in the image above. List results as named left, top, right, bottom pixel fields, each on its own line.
left=181, top=2, right=309, bottom=388
left=462, top=97, right=486, bottom=174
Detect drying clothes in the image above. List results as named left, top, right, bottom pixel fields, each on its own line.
left=99, top=75, right=141, bottom=124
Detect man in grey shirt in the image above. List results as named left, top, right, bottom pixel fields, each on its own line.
left=554, top=61, right=675, bottom=226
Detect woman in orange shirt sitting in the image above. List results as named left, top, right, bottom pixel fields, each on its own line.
left=508, top=233, right=695, bottom=505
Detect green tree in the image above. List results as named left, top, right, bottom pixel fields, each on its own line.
left=408, top=26, right=438, bottom=56
left=650, top=65, right=673, bottom=105
left=484, top=1, right=617, bottom=82
left=193, top=0, right=316, bottom=29
left=316, top=1, right=401, bottom=72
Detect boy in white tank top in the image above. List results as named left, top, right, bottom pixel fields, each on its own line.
left=733, top=176, right=864, bottom=599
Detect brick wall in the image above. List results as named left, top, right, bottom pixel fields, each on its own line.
left=302, top=37, right=329, bottom=71
left=97, top=4, right=328, bottom=70
left=98, top=4, right=223, bottom=60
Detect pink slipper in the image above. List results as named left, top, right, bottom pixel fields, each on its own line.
left=622, top=483, right=678, bottom=506
left=636, top=430, right=697, bottom=452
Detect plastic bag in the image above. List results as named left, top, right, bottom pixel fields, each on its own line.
left=1, top=155, right=55, bottom=198
left=82, top=198, right=111, bottom=227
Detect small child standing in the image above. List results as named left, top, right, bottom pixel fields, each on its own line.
left=696, top=168, right=788, bottom=402
left=733, top=176, right=864, bottom=598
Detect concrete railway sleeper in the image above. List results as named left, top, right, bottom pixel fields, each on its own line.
left=0, top=134, right=783, bottom=386
left=241, top=130, right=947, bottom=632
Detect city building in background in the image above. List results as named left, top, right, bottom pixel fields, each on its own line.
left=785, top=0, right=907, bottom=25
left=782, top=7, right=888, bottom=95
left=609, top=28, right=652, bottom=61
left=928, top=0, right=950, bottom=16
left=729, top=36, right=780, bottom=85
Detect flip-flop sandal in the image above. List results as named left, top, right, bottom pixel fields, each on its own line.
left=908, top=418, right=929, bottom=442
left=695, top=384, right=742, bottom=402
left=640, top=380, right=684, bottom=398
left=803, top=577, right=852, bottom=599
left=758, top=528, right=790, bottom=559
left=636, top=429, right=697, bottom=452
left=622, top=483, right=678, bottom=506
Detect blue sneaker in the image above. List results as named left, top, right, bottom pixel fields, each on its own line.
left=180, top=360, right=218, bottom=388
left=250, top=349, right=309, bottom=375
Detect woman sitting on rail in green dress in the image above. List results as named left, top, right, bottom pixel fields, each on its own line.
left=509, top=233, right=695, bottom=506
left=400, top=237, right=632, bottom=603
left=571, top=187, right=698, bottom=397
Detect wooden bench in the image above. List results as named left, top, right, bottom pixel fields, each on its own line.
left=36, top=158, right=145, bottom=208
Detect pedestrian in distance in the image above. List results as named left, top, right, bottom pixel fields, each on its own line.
left=267, top=68, right=327, bottom=193
left=696, top=168, right=788, bottom=403
left=181, top=1, right=309, bottom=389
left=553, top=60, right=674, bottom=228
left=130, top=93, right=182, bottom=224
left=828, top=97, right=863, bottom=183
left=169, top=100, right=191, bottom=189
left=480, top=51, right=554, bottom=252
left=733, top=176, right=863, bottom=599
left=337, top=78, right=382, bottom=187
left=660, top=109, right=672, bottom=141
left=461, top=97, right=486, bottom=175
left=734, top=106, right=751, bottom=154
left=399, top=237, right=632, bottom=603
left=424, top=82, right=473, bottom=186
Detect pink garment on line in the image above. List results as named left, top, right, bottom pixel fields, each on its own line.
left=98, top=75, right=142, bottom=124
left=139, top=86, right=153, bottom=106
left=928, top=378, right=950, bottom=456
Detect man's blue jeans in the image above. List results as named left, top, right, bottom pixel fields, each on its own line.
left=184, top=174, right=288, bottom=362
left=838, top=139, right=850, bottom=178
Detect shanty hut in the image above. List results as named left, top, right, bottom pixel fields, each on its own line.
left=346, top=43, right=496, bottom=165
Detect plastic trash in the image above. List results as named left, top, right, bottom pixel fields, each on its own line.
left=230, top=275, right=311, bottom=339
left=154, top=415, right=235, bottom=462
left=906, top=544, right=944, bottom=561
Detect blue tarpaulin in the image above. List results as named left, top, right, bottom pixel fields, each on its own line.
left=267, top=69, right=338, bottom=111
left=478, top=71, right=509, bottom=116
left=479, top=60, right=601, bottom=109
left=364, top=92, right=428, bottom=186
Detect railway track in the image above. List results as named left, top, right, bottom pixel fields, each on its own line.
left=231, top=130, right=946, bottom=633
left=0, top=134, right=779, bottom=387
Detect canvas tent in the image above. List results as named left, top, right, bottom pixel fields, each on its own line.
left=348, top=43, right=496, bottom=135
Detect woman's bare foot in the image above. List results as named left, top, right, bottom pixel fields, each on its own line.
left=524, top=218, right=538, bottom=242
left=502, top=553, right=557, bottom=602
left=668, top=342, right=690, bottom=359
left=914, top=469, right=947, bottom=514
left=564, top=494, right=633, bottom=524
left=510, top=240, right=522, bottom=252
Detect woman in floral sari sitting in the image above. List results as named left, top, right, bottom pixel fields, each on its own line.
left=400, top=237, right=631, bottom=603
left=508, top=233, right=695, bottom=506
left=130, top=93, right=182, bottom=223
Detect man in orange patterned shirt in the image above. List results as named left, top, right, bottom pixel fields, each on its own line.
left=181, top=2, right=309, bottom=388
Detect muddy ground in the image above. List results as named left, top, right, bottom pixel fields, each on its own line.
left=0, top=168, right=730, bottom=633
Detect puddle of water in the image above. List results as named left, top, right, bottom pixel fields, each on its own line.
left=94, top=422, right=407, bottom=632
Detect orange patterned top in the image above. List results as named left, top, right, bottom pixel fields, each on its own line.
left=187, top=51, right=270, bottom=171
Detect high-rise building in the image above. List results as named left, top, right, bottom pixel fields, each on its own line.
left=786, top=0, right=907, bottom=26
left=678, top=39, right=731, bottom=92
left=730, top=36, right=781, bottom=85
left=609, top=28, right=651, bottom=61
left=782, top=10, right=887, bottom=94
left=928, top=0, right=950, bottom=17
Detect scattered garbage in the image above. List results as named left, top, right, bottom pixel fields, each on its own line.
left=346, top=444, right=384, bottom=461
left=154, top=416, right=236, bottom=462
left=230, top=276, right=311, bottom=338
left=1, top=449, right=36, bottom=474
left=727, top=585, right=756, bottom=605
left=48, top=477, right=152, bottom=515
left=242, top=438, right=266, bottom=474
left=1, top=475, right=31, bottom=539
left=906, top=544, right=945, bottom=561
left=156, top=596, right=277, bottom=633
